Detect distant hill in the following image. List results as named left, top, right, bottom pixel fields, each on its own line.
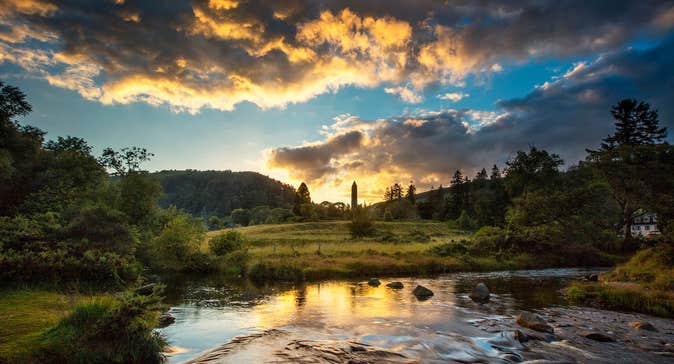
left=152, top=170, right=296, bottom=217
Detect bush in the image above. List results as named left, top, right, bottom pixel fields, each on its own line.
left=470, top=226, right=508, bottom=255
left=349, top=209, right=375, bottom=238
left=64, top=205, right=139, bottom=256
left=456, top=210, right=475, bottom=230
left=248, top=261, right=304, bottom=281
left=148, top=211, right=204, bottom=271
left=429, top=240, right=469, bottom=257
left=0, top=244, right=139, bottom=287
left=208, top=230, right=244, bottom=256
left=38, top=289, right=167, bottom=363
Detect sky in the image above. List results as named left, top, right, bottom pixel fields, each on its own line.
left=1, top=0, right=674, bottom=203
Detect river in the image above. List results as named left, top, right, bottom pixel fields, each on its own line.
left=157, top=268, right=674, bottom=363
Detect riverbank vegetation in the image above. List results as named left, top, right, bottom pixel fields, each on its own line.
left=568, top=244, right=674, bottom=318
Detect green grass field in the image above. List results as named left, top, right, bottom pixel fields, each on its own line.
left=0, top=290, right=110, bottom=363
left=202, top=220, right=521, bottom=280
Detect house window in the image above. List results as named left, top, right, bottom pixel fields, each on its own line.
left=645, top=225, right=650, bottom=231
left=635, top=226, right=641, bottom=231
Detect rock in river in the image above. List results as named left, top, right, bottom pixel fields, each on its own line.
left=158, top=313, right=176, bottom=328
left=581, top=332, right=615, bottom=342
left=368, top=278, right=381, bottom=287
left=386, top=281, right=404, bottom=289
left=412, top=285, right=434, bottom=299
left=516, top=311, right=554, bottom=333
left=469, top=282, right=490, bottom=302
left=135, top=283, right=157, bottom=296
left=630, top=321, right=657, bottom=331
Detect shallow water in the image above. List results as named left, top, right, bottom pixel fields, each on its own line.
left=158, top=268, right=605, bottom=363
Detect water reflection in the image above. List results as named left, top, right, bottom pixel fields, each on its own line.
left=158, top=268, right=603, bottom=363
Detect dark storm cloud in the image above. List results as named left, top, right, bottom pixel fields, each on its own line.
left=267, top=38, right=674, bottom=191
left=1, top=0, right=673, bottom=111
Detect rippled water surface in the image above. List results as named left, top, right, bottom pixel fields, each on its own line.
left=158, top=268, right=604, bottom=363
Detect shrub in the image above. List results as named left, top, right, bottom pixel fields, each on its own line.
left=38, top=289, right=167, bottom=363
left=456, top=210, right=475, bottom=230
left=0, top=244, right=138, bottom=287
left=148, top=211, right=204, bottom=271
left=429, top=240, right=469, bottom=257
left=349, top=209, right=375, bottom=238
left=470, top=226, right=508, bottom=255
left=208, top=230, right=244, bottom=256
left=248, top=261, right=303, bottom=281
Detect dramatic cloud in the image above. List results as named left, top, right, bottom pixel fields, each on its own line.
left=267, top=38, right=674, bottom=201
left=1, top=0, right=673, bottom=112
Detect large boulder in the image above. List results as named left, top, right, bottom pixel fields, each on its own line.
left=469, top=282, right=490, bottom=302
left=516, top=311, right=554, bottom=333
left=412, top=285, right=434, bottom=299
left=386, top=281, right=404, bottom=289
left=368, top=278, right=381, bottom=287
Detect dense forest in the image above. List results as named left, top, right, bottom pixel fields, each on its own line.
left=153, top=170, right=296, bottom=217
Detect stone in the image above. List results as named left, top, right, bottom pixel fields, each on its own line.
left=469, top=282, right=490, bottom=302
left=412, top=285, right=434, bottom=299
left=630, top=321, right=658, bottom=331
left=580, top=332, right=615, bottom=342
left=514, top=329, right=529, bottom=342
left=587, top=274, right=599, bottom=282
left=158, top=313, right=176, bottom=327
left=516, top=311, right=554, bottom=333
left=368, top=278, right=381, bottom=287
left=386, top=281, right=404, bottom=289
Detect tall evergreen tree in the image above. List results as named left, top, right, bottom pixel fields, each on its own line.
left=475, top=168, right=488, bottom=180
left=599, top=99, right=667, bottom=150
left=490, top=164, right=501, bottom=180
left=405, top=182, right=416, bottom=204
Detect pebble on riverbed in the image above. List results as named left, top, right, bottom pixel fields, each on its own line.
left=368, top=278, right=381, bottom=287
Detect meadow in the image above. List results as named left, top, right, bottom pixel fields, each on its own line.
left=203, top=221, right=552, bottom=281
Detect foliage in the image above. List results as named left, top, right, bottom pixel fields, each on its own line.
left=606, top=244, right=674, bottom=290
left=209, top=230, right=244, bottom=256
left=38, top=289, right=167, bottom=363
left=293, top=182, right=311, bottom=216
left=231, top=208, right=251, bottom=226
left=349, top=209, right=375, bottom=238
left=118, top=171, right=162, bottom=227
left=504, top=147, right=563, bottom=197
left=568, top=282, right=673, bottom=318
left=146, top=209, right=206, bottom=271
left=154, top=170, right=296, bottom=217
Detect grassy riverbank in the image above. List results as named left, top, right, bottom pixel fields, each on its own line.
left=567, top=245, right=674, bottom=318
left=0, top=290, right=110, bottom=363
left=205, top=221, right=620, bottom=281
left=0, top=287, right=167, bottom=364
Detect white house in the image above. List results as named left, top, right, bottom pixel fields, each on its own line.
left=630, top=212, right=660, bottom=237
